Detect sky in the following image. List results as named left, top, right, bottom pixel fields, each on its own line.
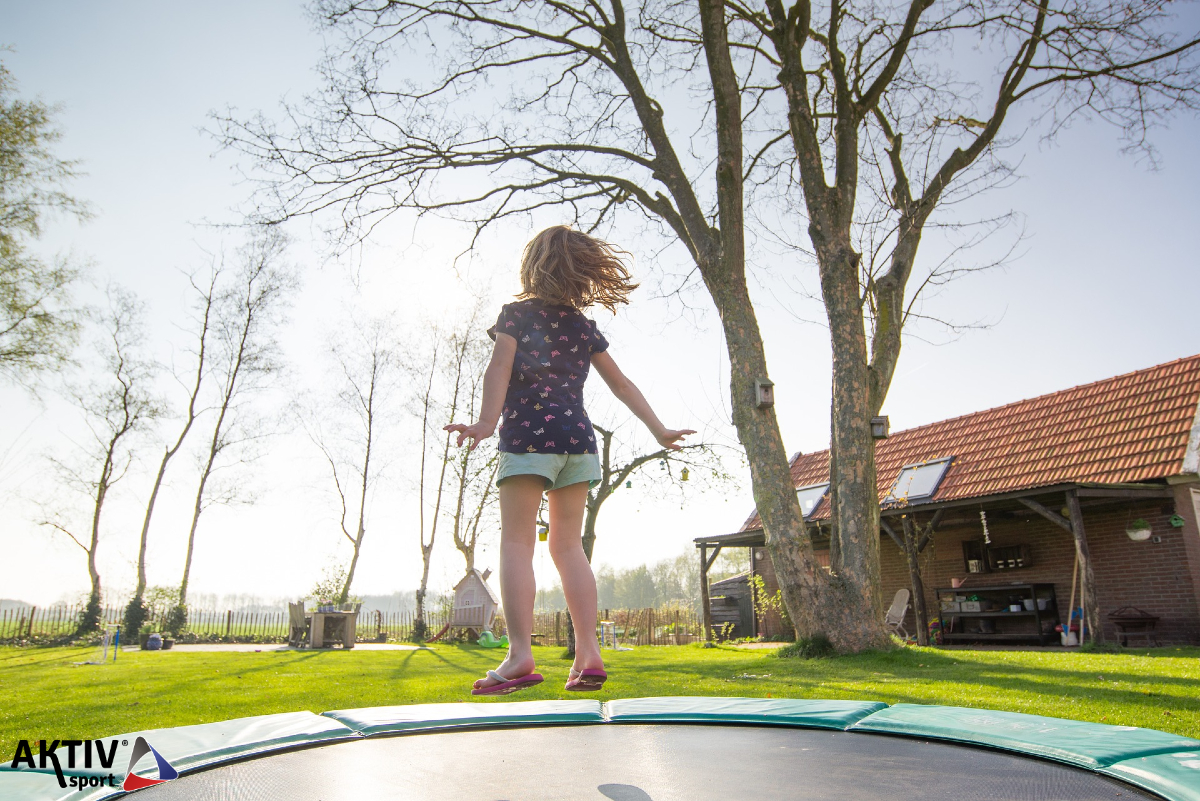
left=1, top=2, right=1198, bottom=609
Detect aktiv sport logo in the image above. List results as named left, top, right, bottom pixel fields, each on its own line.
left=121, top=736, right=179, bottom=791
left=8, top=736, right=178, bottom=790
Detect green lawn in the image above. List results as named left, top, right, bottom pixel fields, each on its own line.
left=2, top=643, right=1198, bottom=755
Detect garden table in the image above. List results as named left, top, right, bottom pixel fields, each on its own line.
left=308, top=610, right=358, bottom=648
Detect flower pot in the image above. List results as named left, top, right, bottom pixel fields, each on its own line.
left=1022, top=599, right=1035, bottom=611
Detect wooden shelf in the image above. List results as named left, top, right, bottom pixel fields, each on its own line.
left=943, top=632, right=1057, bottom=642
left=936, top=583, right=1060, bottom=646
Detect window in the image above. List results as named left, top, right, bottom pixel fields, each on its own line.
left=885, top=457, right=953, bottom=504
left=796, top=483, right=830, bottom=519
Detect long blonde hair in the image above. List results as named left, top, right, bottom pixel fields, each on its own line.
left=517, top=226, right=637, bottom=312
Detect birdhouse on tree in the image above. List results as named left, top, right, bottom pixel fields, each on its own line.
left=451, top=568, right=500, bottom=633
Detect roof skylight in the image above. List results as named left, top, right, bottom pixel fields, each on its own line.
left=796, top=483, right=830, bottom=519
left=884, top=457, right=953, bottom=504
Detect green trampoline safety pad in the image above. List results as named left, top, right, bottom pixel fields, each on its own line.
left=850, top=703, right=1200, bottom=771
left=0, top=711, right=359, bottom=801
left=604, top=696, right=886, bottom=729
left=1101, top=751, right=1200, bottom=801
left=323, top=699, right=604, bottom=736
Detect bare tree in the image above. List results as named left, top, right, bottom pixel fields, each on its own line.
left=448, top=322, right=500, bottom=575
left=450, top=448, right=500, bottom=574
left=409, top=317, right=484, bottom=639
left=586, top=423, right=734, bottom=561
left=121, top=268, right=218, bottom=639
left=306, top=314, right=401, bottom=604
left=169, top=231, right=295, bottom=632
left=220, top=0, right=1199, bottom=650
left=563, top=421, right=734, bottom=655
left=41, top=286, right=160, bottom=634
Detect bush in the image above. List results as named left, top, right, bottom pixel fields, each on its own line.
left=121, top=596, right=149, bottom=641
left=77, top=594, right=102, bottom=635
left=164, top=605, right=188, bottom=636
left=775, top=634, right=836, bottom=659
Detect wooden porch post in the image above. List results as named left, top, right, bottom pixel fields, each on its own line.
left=900, top=517, right=930, bottom=646
left=699, top=544, right=724, bottom=642
left=699, top=545, right=713, bottom=642
left=1066, top=490, right=1103, bottom=643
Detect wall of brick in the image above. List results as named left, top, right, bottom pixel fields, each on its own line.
left=749, top=544, right=785, bottom=637
left=878, top=496, right=1200, bottom=645
left=748, top=542, right=831, bottom=639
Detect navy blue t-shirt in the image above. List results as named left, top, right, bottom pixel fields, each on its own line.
left=488, top=298, right=609, bottom=454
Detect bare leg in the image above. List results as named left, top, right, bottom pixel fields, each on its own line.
left=475, top=474, right=542, bottom=690
left=547, top=481, right=604, bottom=673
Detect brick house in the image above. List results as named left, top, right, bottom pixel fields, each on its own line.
left=696, top=354, right=1200, bottom=645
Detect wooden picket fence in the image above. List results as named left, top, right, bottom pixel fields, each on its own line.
left=0, top=605, right=450, bottom=642
left=1, top=603, right=701, bottom=645
left=522, top=607, right=703, bottom=647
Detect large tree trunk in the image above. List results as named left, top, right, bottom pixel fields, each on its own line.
left=695, top=0, right=887, bottom=652
left=818, top=245, right=889, bottom=648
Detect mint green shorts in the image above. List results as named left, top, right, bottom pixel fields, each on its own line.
left=496, top=452, right=602, bottom=491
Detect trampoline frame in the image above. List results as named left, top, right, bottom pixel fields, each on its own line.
left=3, top=696, right=1198, bottom=801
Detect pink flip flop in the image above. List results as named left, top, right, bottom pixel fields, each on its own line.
left=565, top=668, right=607, bottom=691
left=471, top=669, right=544, bottom=696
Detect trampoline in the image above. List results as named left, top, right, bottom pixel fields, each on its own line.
left=4, top=697, right=1199, bottom=801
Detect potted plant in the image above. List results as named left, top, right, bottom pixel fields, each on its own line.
left=1125, top=518, right=1152, bottom=541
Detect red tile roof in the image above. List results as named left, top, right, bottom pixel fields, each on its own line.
left=743, top=354, right=1200, bottom=528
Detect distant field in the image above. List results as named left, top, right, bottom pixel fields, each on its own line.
left=1, top=642, right=1197, bottom=755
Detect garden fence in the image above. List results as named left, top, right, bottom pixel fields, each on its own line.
left=1, top=604, right=702, bottom=645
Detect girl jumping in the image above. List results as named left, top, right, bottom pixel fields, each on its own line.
left=444, top=225, right=693, bottom=695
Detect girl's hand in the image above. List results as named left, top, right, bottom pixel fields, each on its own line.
left=656, top=429, right=697, bottom=450
left=444, top=422, right=494, bottom=451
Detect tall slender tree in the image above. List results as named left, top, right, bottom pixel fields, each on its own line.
left=410, top=315, right=486, bottom=638
left=222, top=0, right=1199, bottom=650
left=169, top=231, right=294, bottom=632
left=121, top=269, right=218, bottom=639
left=41, top=287, right=160, bottom=633
left=306, top=314, right=400, bottom=604
left=448, top=323, right=500, bottom=575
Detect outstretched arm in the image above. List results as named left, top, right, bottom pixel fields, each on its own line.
left=591, top=351, right=695, bottom=449
left=444, top=333, right=516, bottom=450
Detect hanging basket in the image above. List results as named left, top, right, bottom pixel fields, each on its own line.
left=1125, top=519, right=1152, bottom=542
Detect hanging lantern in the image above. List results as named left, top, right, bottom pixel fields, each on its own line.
left=538, top=524, right=549, bottom=542
left=625, top=480, right=632, bottom=489
left=681, top=467, right=690, bottom=481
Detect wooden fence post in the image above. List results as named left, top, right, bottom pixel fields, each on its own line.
left=225, top=610, right=232, bottom=638
left=27, top=607, right=36, bottom=638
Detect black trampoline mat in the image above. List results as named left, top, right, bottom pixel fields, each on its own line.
left=132, top=724, right=1158, bottom=801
